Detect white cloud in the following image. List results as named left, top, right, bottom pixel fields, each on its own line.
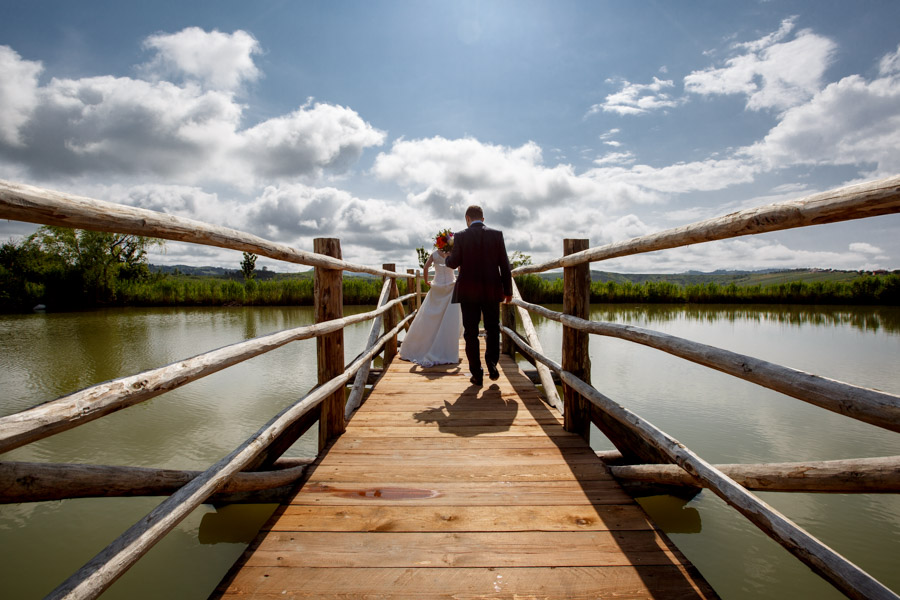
left=246, top=183, right=352, bottom=240
left=140, top=28, right=261, bottom=92
left=373, top=136, right=661, bottom=220
left=734, top=16, right=797, bottom=53
left=744, top=72, right=900, bottom=175
left=22, top=74, right=242, bottom=178
left=108, top=183, right=228, bottom=226
left=600, top=237, right=888, bottom=274
left=593, top=151, right=635, bottom=166
left=849, top=242, right=882, bottom=255
left=684, top=18, right=836, bottom=112
left=239, top=101, right=386, bottom=180
left=0, top=46, right=43, bottom=146
left=0, top=30, right=385, bottom=187
left=587, top=157, right=759, bottom=194
left=879, top=43, right=900, bottom=76
left=588, top=77, right=679, bottom=116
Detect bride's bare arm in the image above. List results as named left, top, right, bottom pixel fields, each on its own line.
left=423, top=254, right=434, bottom=286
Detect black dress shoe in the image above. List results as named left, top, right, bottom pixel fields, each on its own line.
left=487, top=363, right=500, bottom=381
left=469, top=373, right=483, bottom=386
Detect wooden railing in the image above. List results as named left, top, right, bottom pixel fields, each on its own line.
left=499, top=174, right=900, bottom=600
left=0, top=178, right=425, bottom=600
left=1, top=175, right=899, bottom=599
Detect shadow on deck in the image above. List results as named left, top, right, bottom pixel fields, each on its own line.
left=212, top=340, right=717, bottom=599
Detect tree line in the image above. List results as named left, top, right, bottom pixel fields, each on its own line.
left=2, top=227, right=898, bottom=312
left=0, top=227, right=398, bottom=311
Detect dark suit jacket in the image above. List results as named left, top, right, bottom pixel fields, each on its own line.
left=445, top=222, right=512, bottom=304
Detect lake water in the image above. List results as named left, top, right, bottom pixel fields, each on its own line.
left=0, top=304, right=898, bottom=598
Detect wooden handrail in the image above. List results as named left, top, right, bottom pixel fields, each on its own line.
left=510, top=280, right=562, bottom=412
left=345, top=278, right=394, bottom=419
left=0, top=179, right=399, bottom=278
left=0, top=294, right=414, bottom=454
left=605, top=455, right=900, bottom=494
left=46, top=311, right=415, bottom=600
left=501, top=325, right=898, bottom=600
left=0, top=458, right=315, bottom=503
left=514, top=175, right=900, bottom=275
left=511, top=298, right=900, bottom=433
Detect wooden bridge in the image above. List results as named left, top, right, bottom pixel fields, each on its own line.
left=1, top=176, right=900, bottom=600
left=213, top=341, right=716, bottom=598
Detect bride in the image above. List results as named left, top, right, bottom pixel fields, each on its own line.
left=400, top=230, right=462, bottom=367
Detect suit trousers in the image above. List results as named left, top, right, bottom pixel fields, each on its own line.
left=460, top=301, right=500, bottom=376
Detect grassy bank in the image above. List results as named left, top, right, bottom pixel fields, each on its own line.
left=111, top=271, right=900, bottom=307
left=115, top=275, right=397, bottom=307
left=5, top=265, right=898, bottom=312
left=515, top=273, right=900, bottom=305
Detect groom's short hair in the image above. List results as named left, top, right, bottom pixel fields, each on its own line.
left=465, top=205, right=484, bottom=221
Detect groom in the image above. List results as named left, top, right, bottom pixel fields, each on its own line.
left=446, top=205, right=512, bottom=386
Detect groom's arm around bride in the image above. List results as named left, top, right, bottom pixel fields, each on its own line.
left=445, top=205, right=512, bottom=386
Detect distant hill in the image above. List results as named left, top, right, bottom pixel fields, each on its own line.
left=536, top=269, right=877, bottom=286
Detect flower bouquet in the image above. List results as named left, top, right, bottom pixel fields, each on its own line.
left=434, top=228, right=454, bottom=251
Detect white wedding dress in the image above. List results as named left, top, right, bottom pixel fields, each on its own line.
left=399, top=251, right=462, bottom=367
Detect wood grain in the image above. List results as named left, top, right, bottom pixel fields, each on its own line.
left=214, top=340, right=716, bottom=599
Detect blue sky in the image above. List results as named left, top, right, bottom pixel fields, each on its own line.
left=1, top=0, right=899, bottom=272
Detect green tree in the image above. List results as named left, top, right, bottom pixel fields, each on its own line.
left=415, top=247, right=429, bottom=270
left=509, top=250, right=532, bottom=269
left=28, top=226, right=162, bottom=303
left=0, top=236, right=55, bottom=310
left=241, top=252, right=257, bottom=281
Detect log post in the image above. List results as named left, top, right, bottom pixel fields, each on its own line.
left=501, top=303, right=516, bottom=358
left=315, top=238, right=345, bottom=451
left=562, top=239, right=591, bottom=439
left=405, top=268, right=416, bottom=330
left=382, top=264, right=398, bottom=363
left=415, top=270, right=422, bottom=309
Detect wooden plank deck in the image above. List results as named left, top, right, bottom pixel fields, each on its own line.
left=213, top=341, right=717, bottom=599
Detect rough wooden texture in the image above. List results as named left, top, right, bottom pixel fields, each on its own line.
left=562, top=239, right=591, bottom=437
left=0, top=459, right=314, bottom=503
left=608, top=456, right=900, bottom=493
left=0, top=179, right=399, bottom=277
left=213, top=341, right=716, bottom=599
left=512, top=298, right=900, bottom=433
left=501, top=301, right=516, bottom=357
left=0, top=296, right=412, bottom=455
left=382, top=263, right=399, bottom=363
left=243, top=408, right=320, bottom=472
left=592, top=403, right=674, bottom=467
left=514, top=175, right=900, bottom=275
left=217, top=566, right=714, bottom=599
left=414, top=269, right=422, bottom=310
left=404, top=268, right=416, bottom=331
left=43, top=314, right=414, bottom=600
left=314, top=239, right=346, bottom=451
left=511, top=279, right=562, bottom=412
left=344, top=279, right=393, bottom=420
left=501, top=326, right=898, bottom=600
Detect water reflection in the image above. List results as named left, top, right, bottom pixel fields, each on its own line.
left=0, top=306, right=377, bottom=600
left=636, top=495, right=701, bottom=534
left=1, top=305, right=898, bottom=599
left=198, top=504, right=277, bottom=545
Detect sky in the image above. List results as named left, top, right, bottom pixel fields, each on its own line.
left=1, top=0, right=899, bottom=274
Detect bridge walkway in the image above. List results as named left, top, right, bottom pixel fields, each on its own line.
left=213, top=341, right=717, bottom=599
